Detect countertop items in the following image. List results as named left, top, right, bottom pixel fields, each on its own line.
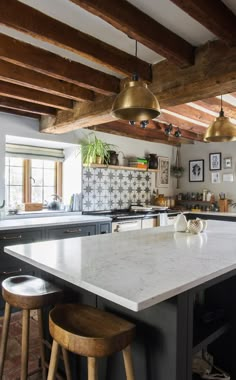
left=0, top=214, right=111, bottom=231
left=5, top=220, right=236, bottom=311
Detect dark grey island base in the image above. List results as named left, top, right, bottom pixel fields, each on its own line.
left=5, top=221, right=236, bottom=380
left=38, top=267, right=236, bottom=380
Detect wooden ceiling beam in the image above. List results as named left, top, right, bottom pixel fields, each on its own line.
left=196, top=98, right=236, bottom=120
left=41, top=40, right=236, bottom=134
left=170, top=0, right=236, bottom=46
left=0, top=97, right=57, bottom=116
left=164, top=104, right=214, bottom=125
left=0, top=61, right=94, bottom=102
left=0, top=34, right=120, bottom=96
left=71, top=0, right=194, bottom=66
left=156, top=122, right=203, bottom=142
left=0, top=0, right=150, bottom=81
left=0, top=107, right=40, bottom=119
left=89, top=122, right=181, bottom=146
left=0, top=81, right=73, bottom=110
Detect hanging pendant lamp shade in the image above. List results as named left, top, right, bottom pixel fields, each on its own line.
left=111, top=40, right=160, bottom=122
left=204, top=96, right=236, bottom=142
left=111, top=79, right=160, bottom=121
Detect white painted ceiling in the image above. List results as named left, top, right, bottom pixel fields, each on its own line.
left=0, top=0, right=223, bottom=77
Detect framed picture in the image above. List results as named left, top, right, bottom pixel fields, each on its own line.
left=223, top=173, right=234, bottom=182
left=209, top=153, right=221, bottom=171
left=211, top=172, right=221, bottom=184
left=189, top=160, right=204, bottom=182
left=157, top=156, right=169, bottom=187
left=223, top=157, right=232, bottom=169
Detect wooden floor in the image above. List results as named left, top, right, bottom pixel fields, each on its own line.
left=0, top=311, right=42, bottom=380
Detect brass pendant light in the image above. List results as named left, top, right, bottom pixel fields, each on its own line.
left=111, top=41, right=160, bottom=124
left=204, top=96, right=236, bottom=142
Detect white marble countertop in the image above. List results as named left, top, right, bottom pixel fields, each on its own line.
left=0, top=214, right=111, bottom=230
left=5, top=220, right=236, bottom=312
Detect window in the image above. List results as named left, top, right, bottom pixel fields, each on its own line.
left=5, top=158, right=62, bottom=207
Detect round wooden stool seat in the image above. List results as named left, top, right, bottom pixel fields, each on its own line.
left=2, top=275, right=63, bottom=309
left=0, top=275, right=63, bottom=380
left=48, top=304, right=136, bottom=380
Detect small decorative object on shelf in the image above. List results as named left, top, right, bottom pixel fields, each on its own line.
left=148, top=154, right=158, bottom=169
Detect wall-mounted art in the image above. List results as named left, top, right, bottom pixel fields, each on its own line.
left=209, top=153, right=221, bottom=171
left=223, top=157, right=232, bottom=169
left=157, top=156, right=169, bottom=188
left=189, top=160, right=204, bottom=182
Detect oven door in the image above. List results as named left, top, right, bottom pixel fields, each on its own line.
left=112, top=219, right=142, bottom=232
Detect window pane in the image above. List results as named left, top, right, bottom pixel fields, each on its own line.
left=9, top=186, right=23, bottom=206
left=44, top=160, right=55, bottom=169
left=9, top=157, right=24, bottom=167
left=31, top=159, right=43, bottom=168
left=44, top=187, right=55, bottom=202
left=10, top=167, right=23, bottom=185
left=31, top=168, right=43, bottom=186
left=5, top=157, right=9, bottom=165
left=44, top=169, right=55, bottom=187
left=5, top=167, right=9, bottom=186
left=32, top=187, right=43, bottom=203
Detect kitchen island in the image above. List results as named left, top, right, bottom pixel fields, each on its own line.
left=4, top=220, right=236, bottom=380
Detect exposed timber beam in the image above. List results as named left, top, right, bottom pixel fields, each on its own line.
left=0, top=0, right=150, bottom=81
left=41, top=40, right=236, bottom=134
left=164, top=104, right=214, bottom=125
left=0, top=61, right=94, bottom=102
left=0, top=97, right=57, bottom=116
left=170, top=0, right=236, bottom=46
left=0, top=107, right=40, bottom=119
left=89, top=122, right=181, bottom=146
left=196, top=98, right=236, bottom=120
left=0, top=34, right=120, bottom=96
left=159, top=111, right=207, bottom=134
left=0, top=81, right=73, bottom=110
left=156, top=122, right=203, bottom=142
left=71, top=0, right=194, bottom=66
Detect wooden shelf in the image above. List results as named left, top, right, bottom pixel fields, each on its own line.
left=192, top=321, right=230, bottom=355
left=83, top=164, right=159, bottom=172
left=177, top=200, right=212, bottom=203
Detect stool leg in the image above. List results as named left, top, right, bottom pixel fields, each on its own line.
left=21, top=309, right=30, bottom=380
left=122, top=345, right=135, bottom=380
left=62, top=348, right=72, bottom=380
left=88, top=357, right=98, bottom=380
left=47, top=340, right=60, bottom=380
left=0, top=302, right=11, bottom=379
left=37, top=309, right=47, bottom=380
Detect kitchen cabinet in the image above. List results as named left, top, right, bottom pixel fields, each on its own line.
left=46, top=223, right=97, bottom=240
left=0, top=228, right=44, bottom=313
left=0, top=219, right=111, bottom=314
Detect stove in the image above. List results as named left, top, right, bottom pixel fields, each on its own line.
left=83, top=207, right=170, bottom=221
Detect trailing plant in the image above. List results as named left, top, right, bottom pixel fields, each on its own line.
left=170, top=165, right=185, bottom=178
left=80, top=133, right=115, bottom=165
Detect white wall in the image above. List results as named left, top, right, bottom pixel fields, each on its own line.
left=63, top=146, right=82, bottom=205
left=179, top=141, right=236, bottom=202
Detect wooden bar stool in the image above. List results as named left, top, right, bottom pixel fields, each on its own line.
left=0, top=275, right=63, bottom=380
left=47, top=303, right=136, bottom=380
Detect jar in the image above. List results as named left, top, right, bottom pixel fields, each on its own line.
left=148, top=154, right=158, bottom=169
left=108, top=150, right=119, bottom=165
left=155, top=194, right=165, bottom=206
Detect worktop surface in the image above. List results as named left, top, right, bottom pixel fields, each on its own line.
left=0, top=214, right=111, bottom=230
left=5, top=220, right=236, bottom=311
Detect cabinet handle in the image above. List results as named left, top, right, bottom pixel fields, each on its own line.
left=64, top=229, right=82, bottom=234
left=0, top=268, right=22, bottom=275
left=1, top=235, right=22, bottom=240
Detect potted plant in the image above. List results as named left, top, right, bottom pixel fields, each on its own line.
left=81, top=133, right=115, bottom=165
left=170, top=165, right=185, bottom=178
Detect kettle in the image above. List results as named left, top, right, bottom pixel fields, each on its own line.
left=47, top=194, right=61, bottom=210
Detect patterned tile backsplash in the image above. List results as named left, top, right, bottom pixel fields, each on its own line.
left=82, top=167, right=152, bottom=211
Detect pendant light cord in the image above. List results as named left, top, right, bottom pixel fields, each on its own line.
left=132, top=40, right=139, bottom=81
left=220, top=95, right=224, bottom=117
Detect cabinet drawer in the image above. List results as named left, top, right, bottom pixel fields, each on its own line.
left=0, top=229, right=43, bottom=245
left=47, top=224, right=97, bottom=240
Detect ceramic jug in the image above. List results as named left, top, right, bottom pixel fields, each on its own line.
left=174, top=213, right=188, bottom=232
left=187, top=219, right=203, bottom=234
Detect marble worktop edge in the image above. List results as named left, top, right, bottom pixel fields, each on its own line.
left=5, top=220, right=236, bottom=311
